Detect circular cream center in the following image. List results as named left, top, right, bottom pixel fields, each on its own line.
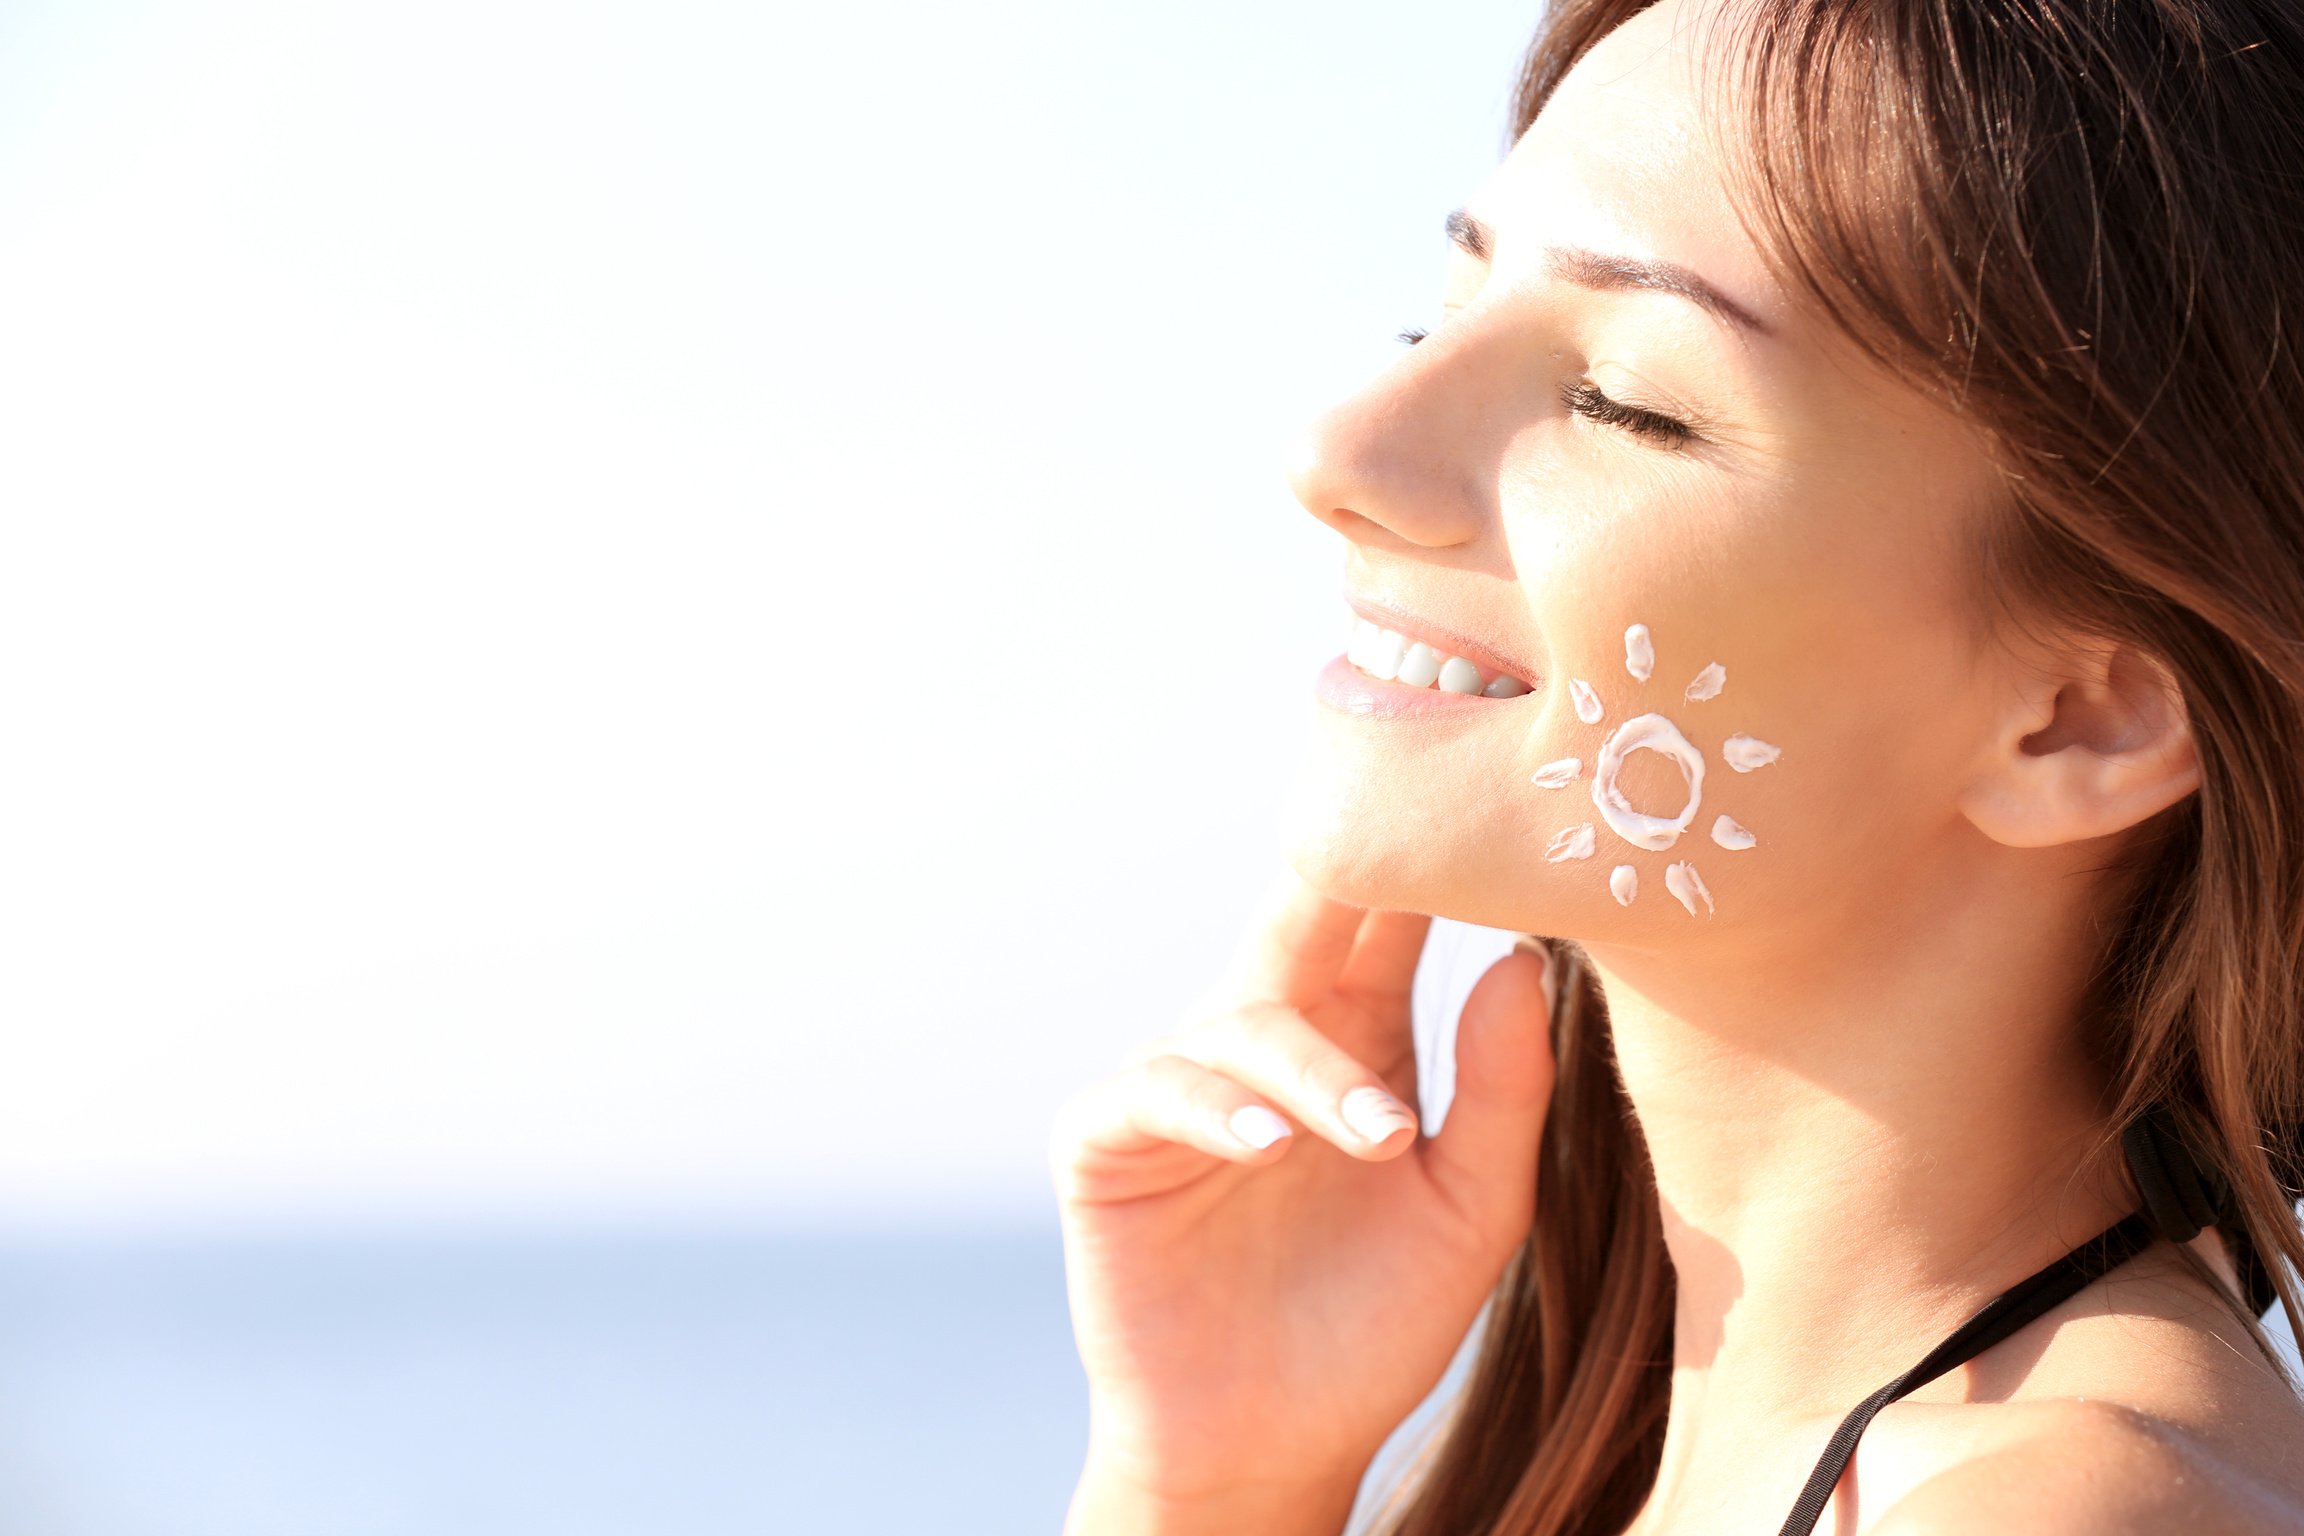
left=1588, top=711, right=1705, bottom=852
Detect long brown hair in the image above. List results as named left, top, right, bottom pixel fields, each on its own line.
left=1369, top=4, right=2304, bottom=1533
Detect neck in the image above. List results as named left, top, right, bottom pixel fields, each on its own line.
left=1581, top=837, right=2135, bottom=1503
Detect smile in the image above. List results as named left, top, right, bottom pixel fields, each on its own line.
left=1342, top=611, right=1533, bottom=698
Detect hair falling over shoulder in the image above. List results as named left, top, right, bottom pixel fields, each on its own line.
left=1365, top=4, right=2304, bottom=1533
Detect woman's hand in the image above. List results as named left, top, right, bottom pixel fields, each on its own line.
left=1050, top=870, right=1559, bottom=1531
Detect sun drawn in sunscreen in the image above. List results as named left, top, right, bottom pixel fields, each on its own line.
left=1591, top=713, right=1704, bottom=851
left=1529, top=622, right=1780, bottom=914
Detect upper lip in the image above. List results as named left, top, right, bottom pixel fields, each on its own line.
left=1345, top=594, right=1539, bottom=686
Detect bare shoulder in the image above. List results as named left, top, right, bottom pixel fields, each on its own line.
left=1870, top=1398, right=2304, bottom=1536
left=1854, top=1240, right=2303, bottom=1534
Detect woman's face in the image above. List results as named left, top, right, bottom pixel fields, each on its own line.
left=1283, top=0, right=2008, bottom=955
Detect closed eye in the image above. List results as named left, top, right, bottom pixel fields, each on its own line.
left=1562, top=379, right=1694, bottom=446
left=1395, top=330, right=1698, bottom=447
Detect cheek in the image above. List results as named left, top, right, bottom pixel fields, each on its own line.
left=1515, top=519, right=1987, bottom=924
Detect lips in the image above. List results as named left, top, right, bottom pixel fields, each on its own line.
left=1340, top=600, right=1535, bottom=697
left=1314, top=599, right=1542, bottom=720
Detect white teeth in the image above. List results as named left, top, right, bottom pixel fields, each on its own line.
left=1610, top=865, right=1638, bottom=905
left=1344, top=615, right=1531, bottom=698
left=1546, top=823, right=1596, bottom=862
left=1570, top=678, right=1604, bottom=724
left=1684, top=662, right=1726, bottom=702
left=1531, top=757, right=1581, bottom=789
left=1362, top=626, right=1407, bottom=681
left=1437, top=656, right=1484, bottom=694
left=1711, top=814, right=1756, bottom=850
left=1396, top=642, right=1443, bottom=688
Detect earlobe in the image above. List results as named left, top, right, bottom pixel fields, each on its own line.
left=1956, top=642, right=2201, bottom=850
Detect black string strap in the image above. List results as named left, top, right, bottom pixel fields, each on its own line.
left=1775, top=1211, right=2157, bottom=1536
left=2123, top=1104, right=2233, bottom=1246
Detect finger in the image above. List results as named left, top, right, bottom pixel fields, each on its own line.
left=1419, top=938, right=1558, bottom=1241
left=1166, top=1001, right=1421, bottom=1159
left=1049, top=1055, right=1296, bottom=1201
left=1334, top=907, right=1433, bottom=1009
left=1230, top=867, right=1369, bottom=1008
left=1309, top=908, right=1431, bottom=1098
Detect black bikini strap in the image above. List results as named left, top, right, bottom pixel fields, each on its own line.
left=1775, top=1211, right=2157, bottom=1536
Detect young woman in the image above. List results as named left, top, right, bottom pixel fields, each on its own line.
left=1049, top=2, right=2304, bottom=1532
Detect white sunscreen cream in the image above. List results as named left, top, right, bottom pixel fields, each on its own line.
left=1610, top=864, right=1638, bottom=905
left=1683, top=662, right=1726, bottom=702
left=1624, top=624, right=1655, bottom=682
left=1590, top=712, right=1705, bottom=852
left=1711, top=814, right=1756, bottom=850
left=1570, top=678, right=1604, bottom=724
left=1721, top=734, right=1781, bottom=772
left=1547, top=823, right=1597, bottom=862
left=1531, top=757, right=1582, bottom=789
left=1665, top=860, right=1714, bottom=916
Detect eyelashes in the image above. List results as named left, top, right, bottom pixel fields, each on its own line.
left=1558, top=379, right=1695, bottom=446
left=1393, top=326, right=1695, bottom=446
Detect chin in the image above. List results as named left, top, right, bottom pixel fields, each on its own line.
left=1278, top=738, right=1426, bottom=909
left=1278, top=736, right=1524, bottom=922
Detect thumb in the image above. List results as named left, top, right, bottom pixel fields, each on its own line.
left=1420, top=937, right=1559, bottom=1245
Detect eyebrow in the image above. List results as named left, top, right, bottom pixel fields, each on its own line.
left=1444, top=209, right=1770, bottom=335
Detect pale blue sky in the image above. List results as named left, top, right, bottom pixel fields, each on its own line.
left=0, top=0, right=1545, bottom=1228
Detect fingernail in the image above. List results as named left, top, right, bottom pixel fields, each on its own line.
left=1229, top=1105, right=1292, bottom=1150
left=1515, top=934, right=1559, bottom=1014
left=1340, top=1086, right=1417, bottom=1143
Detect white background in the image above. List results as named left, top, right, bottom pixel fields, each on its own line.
left=0, top=0, right=1545, bottom=1231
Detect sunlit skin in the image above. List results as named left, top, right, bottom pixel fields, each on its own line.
left=1053, top=2, right=2304, bottom=1533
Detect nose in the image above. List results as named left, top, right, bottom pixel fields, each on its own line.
left=1285, top=322, right=1504, bottom=552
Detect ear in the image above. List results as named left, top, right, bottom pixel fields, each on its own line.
left=1956, top=640, right=2201, bottom=849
